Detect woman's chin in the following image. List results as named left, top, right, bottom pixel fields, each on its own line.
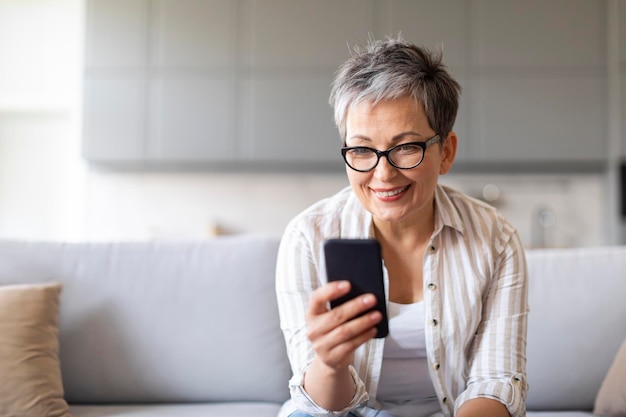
left=371, top=208, right=410, bottom=224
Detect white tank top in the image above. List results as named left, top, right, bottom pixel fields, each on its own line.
left=376, top=301, right=440, bottom=417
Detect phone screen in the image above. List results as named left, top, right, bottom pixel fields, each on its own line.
left=324, top=238, right=388, bottom=338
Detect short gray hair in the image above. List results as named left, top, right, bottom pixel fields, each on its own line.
left=329, top=36, right=461, bottom=141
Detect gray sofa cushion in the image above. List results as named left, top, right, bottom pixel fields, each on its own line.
left=525, top=246, right=626, bottom=411
left=69, top=403, right=281, bottom=417
left=0, top=235, right=291, bottom=405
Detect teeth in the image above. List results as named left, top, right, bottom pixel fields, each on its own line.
left=376, top=186, right=408, bottom=197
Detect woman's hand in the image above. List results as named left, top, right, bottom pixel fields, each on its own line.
left=302, top=280, right=381, bottom=411
left=307, top=280, right=382, bottom=369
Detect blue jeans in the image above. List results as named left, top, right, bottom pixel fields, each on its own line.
left=288, top=413, right=360, bottom=417
left=288, top=406, right=438, bottom=417
left=288, top=412, right=396, bottom=417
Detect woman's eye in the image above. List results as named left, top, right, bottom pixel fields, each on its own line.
left=351, top=148, right=372, bottom=155
left=397, top=144, right=420, bottom=154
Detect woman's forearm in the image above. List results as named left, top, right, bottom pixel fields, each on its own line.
left=303, top=356, right=356, bottom=412
left=456, top=398, right=511, bottom=417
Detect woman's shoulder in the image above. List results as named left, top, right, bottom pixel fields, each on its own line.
left=436, top=185, right=525, bottom=273
left=439, top=184, right=499, bottom=213
left=436, top=184, right=518, bottom=238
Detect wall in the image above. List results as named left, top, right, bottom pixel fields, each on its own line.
left=0, top=0, right=622, bottom=247
left=0, top=112, right=84, bottom=240
left=77, top=0, right=623, bottom=247
left=83, top=170, right=606, bottom=249
left=0, top=0, right=86, bottom=241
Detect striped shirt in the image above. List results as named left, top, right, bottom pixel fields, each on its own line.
left=275, top=184, right=529, bottom=417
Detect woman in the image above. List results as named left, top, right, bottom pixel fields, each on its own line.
left=275, top=37, right=528, bottom=417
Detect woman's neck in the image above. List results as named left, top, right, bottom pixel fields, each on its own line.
left=372, top=202, right=436, bottom=247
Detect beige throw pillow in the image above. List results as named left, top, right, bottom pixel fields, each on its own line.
left=594, top=338, right=626, bottom=417
left=0, top=282, right=72, bottom=417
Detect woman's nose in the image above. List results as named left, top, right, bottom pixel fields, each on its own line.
left=372, top=155, right=397, bottom=181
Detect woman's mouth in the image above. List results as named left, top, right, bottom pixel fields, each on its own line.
left=373, top=185, right=410, bottom=199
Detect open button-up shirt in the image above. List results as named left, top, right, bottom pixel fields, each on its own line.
left=275, top=185, right=529, bottom=417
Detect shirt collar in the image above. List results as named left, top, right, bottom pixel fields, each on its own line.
left=433, top=184, right=465, bottom=236
left=346, top=184, right=465, bottom=238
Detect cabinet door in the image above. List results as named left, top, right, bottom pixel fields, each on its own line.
left=375, top=0, right=469, bottom=162
left=470, top=0, right=605, bottom=69
left=83, top=0, right=614, bottom=168
left=240, top=0, right=374, bottom=71
left=84, top=0, right=239, bottom=164
left=621, top=2, right=626, bottom=160
left=376, top=0, right=467, bottom=68
left=83, top=0, right=148, bottom=162
left=238, top=0, right=373, bottom=165
left=151, top=0, right=236, bottom=69
left=240, top=77, right=341, bottom=165
left=466, top=0, right=607, bottom=163
left=85, top=0, right=148, bottom=69
left=149, top=77, right=237, bottom=162
left=83, top=78, right=146, bottom=162
left=622, top=77, right=626, bottom=159
left=147, top=0, right=238, bottom=163
left=469, top=77, right=606, bottom=162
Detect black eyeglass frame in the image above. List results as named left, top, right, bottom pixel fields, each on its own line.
left=341, top=134, right=441, bottom=172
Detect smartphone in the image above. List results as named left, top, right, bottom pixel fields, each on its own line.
left=323, top=238, right=388, bottom=338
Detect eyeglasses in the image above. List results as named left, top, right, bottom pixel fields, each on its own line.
left=341, top=135, right=441, bottom=172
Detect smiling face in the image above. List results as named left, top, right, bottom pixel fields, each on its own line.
left=344, top=96, right=457, bottom=230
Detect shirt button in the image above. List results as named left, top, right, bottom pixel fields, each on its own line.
left=442, top=397, right=447, bottom=403
left=427, top=283, right=437, bottom=291
left=433, top=362, right=440, bottom=370
left=431, top=319, right=438, bottom=327
left=429, top=245, right=436, bottom=253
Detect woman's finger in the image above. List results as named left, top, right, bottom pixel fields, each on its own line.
left=307, top=280, right=351, bottom=315
left=312, top=311, right=381, bottom=369
left=307, top=292, right=378, bottom=340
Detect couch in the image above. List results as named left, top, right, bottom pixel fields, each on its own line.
left=0, top=234, right=624, bottom=417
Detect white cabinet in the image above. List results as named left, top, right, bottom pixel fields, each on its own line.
left=237, top=0, right=373, bottom=165
left=240, top=77, right=341, bottom=163
left=463, top=0, right=608, bottom=165
left=83, top=0, right=612, bottom=169
left=620, top=0, right=626, bottom=159
left=85, top=0, right=148, bottom=69
left=83, top=0, right=368, bottom=166
left=375, top=0, right=467, bottom=68
left=375, top=0, right=470, bottom=161
left=83, top=78, right=146, bottom=161
left=469, top=0, right=605, bottom=68
left=623, top=77, right=626, bottom=159
left=469, top=77, right=606, bottom=162
left=240, top=0, right=373, bottom=70
left=149, top=78, right=237, bottom=162
left=151, top=0, right=236, bottom=69
left=84, top=0, right=240, bottom=164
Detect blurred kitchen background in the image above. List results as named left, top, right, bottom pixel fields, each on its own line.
left=0, top=0, right=624, bottom=248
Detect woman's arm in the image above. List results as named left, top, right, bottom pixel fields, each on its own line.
left=454, top=230, right=529, bottom=417
left=275, top=228, right=377, bottom=413
left=456, top=398, right=510, bottom=417
left=303, top=281, right=380, bottom=410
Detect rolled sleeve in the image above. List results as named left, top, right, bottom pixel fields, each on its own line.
left=454, top=374, right=528, bottom=417
left=454, top=231, right=529, bottom=417
left=276, top=216, right=370, bottom=417
left=287, top=365, right=369, bottom=417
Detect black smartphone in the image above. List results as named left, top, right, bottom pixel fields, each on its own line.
left=323, top=238, right=388, bottom=338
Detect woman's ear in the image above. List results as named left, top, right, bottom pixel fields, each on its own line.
left=439, top=131, right=458, bottom=175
